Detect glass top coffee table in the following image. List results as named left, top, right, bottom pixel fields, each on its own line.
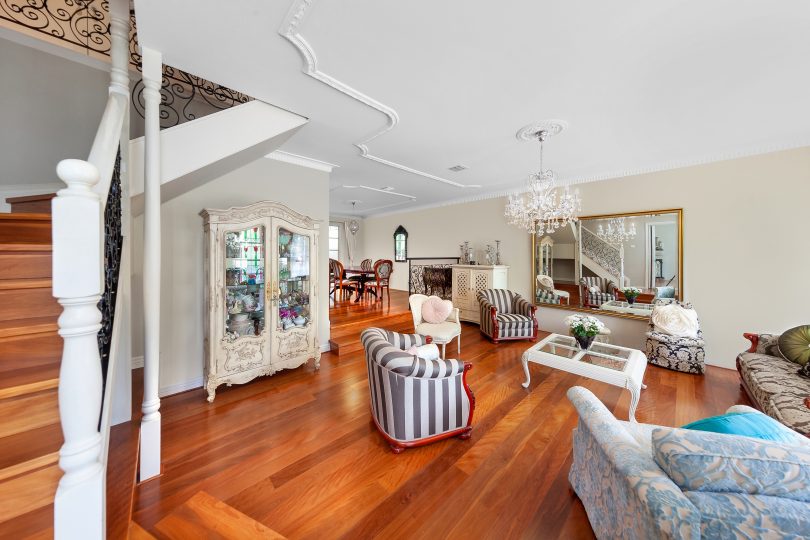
left=521, top=334, right=647, bottom=421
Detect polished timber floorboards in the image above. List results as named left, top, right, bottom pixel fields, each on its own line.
left=132, top=290, right=749, bottom=539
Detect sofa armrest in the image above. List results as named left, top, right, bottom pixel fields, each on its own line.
left=743, top=333, right=759, bottom=353
left=567, top=387, right=700, bottom=539
left=514, top=296, right=535, bottom=317
left=743, top=332, right=782, bottom=355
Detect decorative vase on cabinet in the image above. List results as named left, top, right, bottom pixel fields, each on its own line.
left=200, top=201, right=320, bottom=402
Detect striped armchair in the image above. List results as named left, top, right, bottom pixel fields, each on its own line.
left=580, top=277, right=617, bottom=308
left=477, top=289, right=538, bottom=343
left=360, top=328, right=475, bottom=453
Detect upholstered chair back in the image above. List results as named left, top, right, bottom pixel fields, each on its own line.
left=329, top=258, right=344, bottom=281
left=536, top=274, right=555, bottom=293
left=581, top=276, right=615, bottom=293
left=374, top=259, right=393, bottom=284
left=478, top=288, right=519, bottom=314
left=360, top=258, right=373, bottom=271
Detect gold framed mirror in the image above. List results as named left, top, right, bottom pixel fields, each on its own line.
left=531, top=208, right=683, bottom=320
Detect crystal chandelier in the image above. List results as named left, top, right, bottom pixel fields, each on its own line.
left=597, top=217, right=636, bottom=244
left=505, top=126, right=581, bottom=236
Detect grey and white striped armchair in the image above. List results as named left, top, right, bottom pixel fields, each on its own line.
left=580, top=277, right=618, bottom=308
left=477, top=289, right=538, bottom=343
left=360, top=328, right=475, bottom=453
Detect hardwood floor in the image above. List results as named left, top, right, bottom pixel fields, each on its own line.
left=132, top=290, right=749, bottom=539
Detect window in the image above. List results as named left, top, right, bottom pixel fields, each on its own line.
left=393, top=225, right=408, bottom=262
left=328, top=224, right=340, bottom=261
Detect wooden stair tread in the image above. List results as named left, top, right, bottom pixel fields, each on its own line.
left=0, top=317, right=58, bottom=339
left=0, top=214, right=52, bottom=244
left=6, top=194, right=55, bottom=215
left=0, top=463, right=61, bottom=523
left=0, top=388, right=59, bottom=439
left=0, top=287, right=60, bottom=323
left=0, top=452, right=58, bottom=483
left=0, top=423, right=62, bottom=471
left=0, top=503, right=52, bottom=539
left=0, top=376, right=59, bottom=399
left=0, top=278, right=51, bottom=291
left=0, top=243, right=51, bottom=252
left=0, top=213, right=51, bottom=221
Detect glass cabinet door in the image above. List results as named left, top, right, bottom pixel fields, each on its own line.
left=276, top=226, right=311, bottom=330
left=224, top=226, right=265, bottom=337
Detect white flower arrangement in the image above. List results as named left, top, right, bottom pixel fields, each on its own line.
left=621, top=287, right=643, bottom=298
left=565, top=314, right=605, bottom=337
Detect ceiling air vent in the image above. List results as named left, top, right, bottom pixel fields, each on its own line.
left=448, top=164, right=468, bottom=172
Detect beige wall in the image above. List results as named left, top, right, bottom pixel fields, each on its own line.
left=132, top=157, right=330, bottom=396
left=363, top=146, right=810, bottom=369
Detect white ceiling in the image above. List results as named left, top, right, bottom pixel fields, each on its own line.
left=133, top=0, right=810, bottom=217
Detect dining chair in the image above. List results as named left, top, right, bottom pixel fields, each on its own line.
left=328, top=258, right=356, bottom=300
left=367, top=259, right=393, bottom=303
left=360, top=259, right=373, bottom=271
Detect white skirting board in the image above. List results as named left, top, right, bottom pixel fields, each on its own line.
left=158, top=377, right=204, bottom=398
left=132, top=346, right=332, bottom=397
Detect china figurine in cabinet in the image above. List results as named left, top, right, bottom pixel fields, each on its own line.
left=200, top=201, right=320, bottom=402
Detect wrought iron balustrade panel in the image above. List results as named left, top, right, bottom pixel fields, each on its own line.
left=408, top=258, right=460, bottom=300
left=0, top=0, right=111, bottom=54
left=581, top=227, right=621, bottom=278
left=97, top=149, right=122, bottom=385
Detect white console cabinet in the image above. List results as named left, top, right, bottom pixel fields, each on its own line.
left=451, top=265, right=509, bottom=324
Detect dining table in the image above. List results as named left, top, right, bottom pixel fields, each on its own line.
left=342, top=267, right=377, bottom=303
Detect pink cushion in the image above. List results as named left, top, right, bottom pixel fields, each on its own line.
left=421, top=296, right=453, bottom=324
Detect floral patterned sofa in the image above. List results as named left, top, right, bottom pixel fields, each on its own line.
left=567, top=386, right=810, bottom=539
left=737, top=333, right=810, bottom=437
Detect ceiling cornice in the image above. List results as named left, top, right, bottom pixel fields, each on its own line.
left=278, top=0, right=480, bottom=190
left=365, top=140, right=810, bottom=219
left=265, top=149, right=337, bottom=172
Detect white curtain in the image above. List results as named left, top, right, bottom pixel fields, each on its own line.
left=343, top=221, right=354, bottom=267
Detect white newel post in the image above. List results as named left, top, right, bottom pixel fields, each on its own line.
left=140, top=46, right=163, bottom=481
left=52, top=160, right=105, bottom=539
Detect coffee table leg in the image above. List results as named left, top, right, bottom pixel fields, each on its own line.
left=627, top=382, right=641, bottom=422
left=521, top=354, right=531, bottom=388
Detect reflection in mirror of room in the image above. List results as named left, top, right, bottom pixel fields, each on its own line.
left=533, top=209, right=682, bottom=319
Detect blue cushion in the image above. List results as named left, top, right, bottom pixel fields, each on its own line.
left=682, top=412, right=799, bottom=443
left=652, top=426, right=810, bottom=503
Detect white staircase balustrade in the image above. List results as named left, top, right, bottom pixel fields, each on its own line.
left=52, top=0, right=130, bottom=537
